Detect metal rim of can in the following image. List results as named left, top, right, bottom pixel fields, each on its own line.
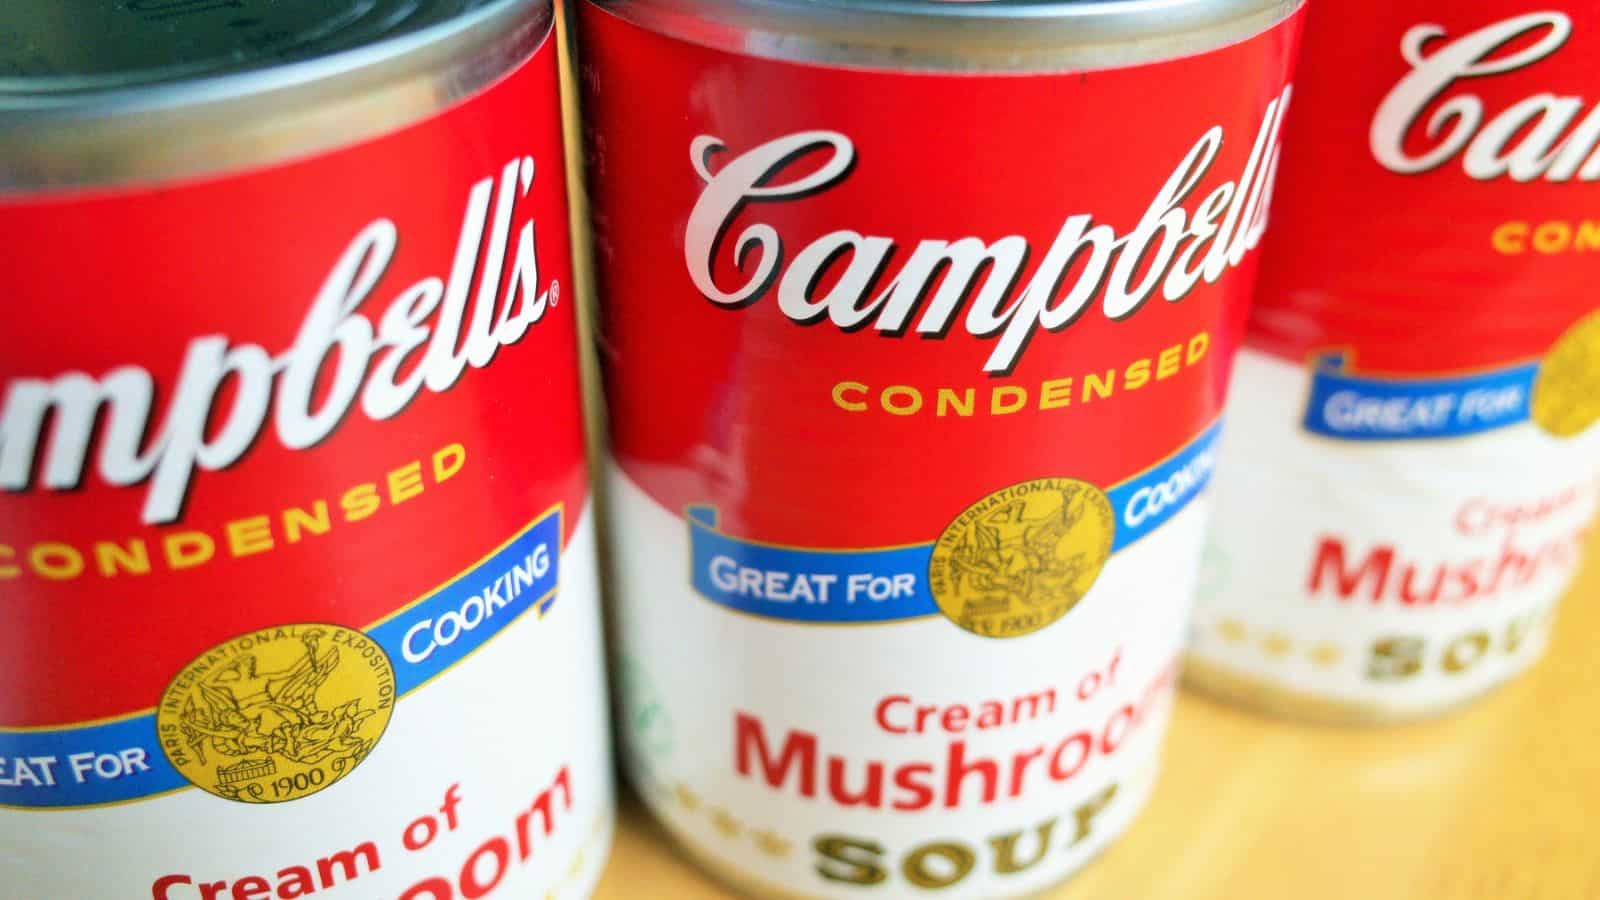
left=0, top=0, right=551, bottom=192
left=584, top=0, right=1302, bottom=72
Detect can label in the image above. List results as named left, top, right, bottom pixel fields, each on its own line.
left=0, top=27, right=613, bottom=899
left=581, top=4, right=1301, bottom=895
left=1192, top=6, right=1600, bottom=716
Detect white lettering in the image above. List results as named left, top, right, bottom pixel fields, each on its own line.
left=685, top=87, right=1292, bottom=374
left=0, top=158, right=554, bottom=524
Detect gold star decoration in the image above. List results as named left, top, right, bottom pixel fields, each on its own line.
left=1309, top=642, right=1344, bottom=668
left=710, top=807, right=743, bottom=838
left=1208, top=620, right=1350, bottom=668
left=1217, top=619, right=1249, bottom=643
left=753, top=829, right=792, bottom=858
left=674, top=782, right=701, bottom=811
left=1261, top=633, right=1294, bottom=658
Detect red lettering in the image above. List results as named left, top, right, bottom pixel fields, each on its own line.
left=1100, top=704, right=1137, bottom=754
left=1309, top=538, right=1394, bottom=600
left=151, top=875, right=192, bottom=900
left=734, top=712, right=817, bottom=795
left=1008, top=747, right=1044, bottom=797
left=515, top=765, right=572, bottom=860
left=892, top=763, right=936, bottom=811
left=460, top=838, right=510, bottom=899
left=874, top=695, right=909, bottom=734
left=827, top=757, right=883, bottom=807
left=943, top=741, right=997, bottom=808
left=317, top=843, right=380, bottom=888
left=1049, top=732, right=1093, bottom=781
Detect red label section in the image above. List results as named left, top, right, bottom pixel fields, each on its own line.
left=1251, top=5, right=1600, bottom=371
left=0, top=29, right=584, bottom=727
left=578, top=4, right=1304, bottom=545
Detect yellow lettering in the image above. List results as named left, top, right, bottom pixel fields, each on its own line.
left=226, top=516, right=275, bottom=558
left=1070, top=782, right=1120, bottom=846
left=1124, top=358, right=1151, bottom=391
left=0, top=545, right=17, bottom=579
left=1444, top=632, right=1491, bottom=674
left=30, top=543, right=84, bottom=580
left=284, top=502, right=331, bottom=544
left=936, top=388, right=974, bottom=417
left=1186, top=331, right=1210, bottom=364
left=1083, top=369, right=1115, bottom=403
left=387, top=462, right=425, bottom=505
left=94, top=540, right=151, bottom=577
left=991, top=386, right=1027, bottom=415
left=1156, top=345, right=1183, bottom=380
left=832, top=381, right=868, bottom=412
left=1533, top=221, right=1570, bottom=254
left=1039, top=377, right=1073, bottom=410
left=1577, top=220, right=1600, bottom=252
left=1491, top=221, right=1528, bottom=255
left=342, top=483, right=381, bottom=522
left=163, top=532, right=215, bottom=570
left=881, top=385, right=923, bottom=416
left=432, top=443, right=466, bottom=482
left=902, top=842, right=975, bottom=890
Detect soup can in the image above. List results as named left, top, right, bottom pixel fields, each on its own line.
left=1189, top=3, right=1600, bottom=723
left=0, top=1, right=614, bottom=896
left=578, top=0, right=1303, bottom=895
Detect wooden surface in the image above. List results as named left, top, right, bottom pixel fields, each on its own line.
left=593, top=535, right=1600, bottom=900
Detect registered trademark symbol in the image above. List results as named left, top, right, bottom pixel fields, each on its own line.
left=549, top=280, right=560, bottom=308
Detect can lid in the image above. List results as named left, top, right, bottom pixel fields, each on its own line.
left=0, top=0, right=497, bottom=99
left=0, top=0, right=547, bottom=191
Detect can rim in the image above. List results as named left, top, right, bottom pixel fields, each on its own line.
left=2, top=0, right=548, bottom=192
left=0, top=0, right=532, bottom=119
left=586, top=0, right=1299, bottom=71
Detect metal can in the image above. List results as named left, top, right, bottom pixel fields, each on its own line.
left=1188, top=4, right=1600, bottom=724
left=579, top=1, right=1301, bottom=896
left=0, top=2, right=614, bottom=897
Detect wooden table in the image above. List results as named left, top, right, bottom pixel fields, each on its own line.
left=593, top=534, right=1600, bottom=899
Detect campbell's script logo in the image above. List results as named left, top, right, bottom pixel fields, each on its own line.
left=0, top=157, right=557, bottom=525
left=684, top=86, right=1293, bottom=374
left=1372, top=12, right=1598, bottom=181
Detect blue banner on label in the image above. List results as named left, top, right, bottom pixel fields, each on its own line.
left=0, top=508, right=562, bottom=810
left=1106, top=421, right=1219, bottom=551
left=688, top=424, right=1220, bottom=624
left=1304, top=352, right=1537, bottom=441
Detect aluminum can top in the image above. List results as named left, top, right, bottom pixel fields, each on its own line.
left=1, top=0, right=548, bottom=189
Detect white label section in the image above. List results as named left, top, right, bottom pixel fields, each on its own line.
left=609, top=462, right=1201, bottom=900
left=1193, top=351, right=1600, bottom=716
left=0, top=510, right=614, bottom=900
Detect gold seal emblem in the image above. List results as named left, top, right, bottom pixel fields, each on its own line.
left=928, top=477, right=1115, bottom=638
left=157, top=624, right=395, bottom=803
left=1532, top=309, right=1600, bottom=438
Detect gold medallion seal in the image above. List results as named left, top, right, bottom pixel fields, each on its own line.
left=1532, top=309, right=1600, bottom=438
left=157, top=623, right=395, bottom=804
left=928, top=477, right=1115, bottom=638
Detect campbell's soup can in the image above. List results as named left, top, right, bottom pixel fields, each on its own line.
left=0, top=1, right=615, bottom=896
left=1189, top=5, right=1600, bottom=723
left=579, top=0, right=1303, bottom=895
